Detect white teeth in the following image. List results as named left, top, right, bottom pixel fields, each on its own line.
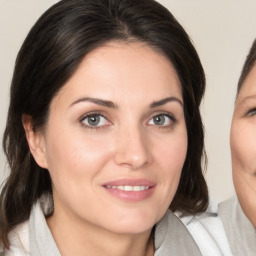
left=133, top=186, right=140, bottom=191
left=107, top=185, right=149, bottom=191
left=123, top=186, right=132, bottom=191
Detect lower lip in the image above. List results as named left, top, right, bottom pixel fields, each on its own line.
left=103, top=186, right=155, bottom=202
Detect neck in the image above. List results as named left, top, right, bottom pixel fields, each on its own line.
left=47, top=208, right=155, bottom=256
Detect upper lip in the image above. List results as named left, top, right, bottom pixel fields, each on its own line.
left=103, top=179, right=155, bottom=187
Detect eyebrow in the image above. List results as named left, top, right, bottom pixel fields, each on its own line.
left=150, top=97, right=183, bottom=108
left=70, top=96, right=183, bottom=109
left=70, top=97, right=117, bottom=108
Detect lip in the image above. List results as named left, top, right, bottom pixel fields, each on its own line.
left=103, top=178, right=155, bottom=187
left=102, top=179, right=156, bottom=202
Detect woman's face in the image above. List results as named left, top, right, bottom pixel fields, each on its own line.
left=34, top=42, right=187, bottom=234
left=231, top=65, right=256, bottom=227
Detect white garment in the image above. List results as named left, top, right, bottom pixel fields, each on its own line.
left=178, top=201, right=233, bottom=256
left=3, top=196, right=233, bottom=256
left=4, top=222, right=29, bottom=256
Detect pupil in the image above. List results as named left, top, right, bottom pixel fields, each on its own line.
left=154, top=115, right=164, bottom=125
left=88, top=116, right=100, bottom=126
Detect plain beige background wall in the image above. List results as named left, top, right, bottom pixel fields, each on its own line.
left=0, top=0, right=256, bottom=202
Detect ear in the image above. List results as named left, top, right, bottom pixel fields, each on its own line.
left=22, top=114, right=48, bottom=169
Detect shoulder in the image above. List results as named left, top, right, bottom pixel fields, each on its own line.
left=4, top=221, right=30, bottom=256
left=155, top=209, right=202, bottom=256
left=218, top=195, right=242, bottom=230
left=219, top=195, right=253, bottom=234
left=178, top=200, right=233, bottom=256
left=218, top=195, right=237, bottom=214
left=218, top=196, right=256, bottom=256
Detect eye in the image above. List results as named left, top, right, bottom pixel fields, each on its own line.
left=247, top=108, right=256, bottom=116
left=81, top=113, right=109, bottom=128
left=148, top=113, right=175, bottom=127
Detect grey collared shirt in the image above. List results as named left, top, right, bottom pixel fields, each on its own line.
left=219, top=196, right=256, bottom=256
left=29, top=198, right=202, bottom=256
left=4, top=195, right=231, bottom=255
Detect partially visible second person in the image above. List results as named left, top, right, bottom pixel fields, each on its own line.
left=219, top=39, right=256, bottom=256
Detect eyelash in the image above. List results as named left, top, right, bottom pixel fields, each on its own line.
left=79, top=111, right=177, bottom=130
left=79, top=112, right=110, bottom=130
left=147, top=112, right=177, bottom=128
left=246, top=108, right=256, bottom=117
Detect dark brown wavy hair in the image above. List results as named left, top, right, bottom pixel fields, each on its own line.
left=0, top=0, right=208, bottom=248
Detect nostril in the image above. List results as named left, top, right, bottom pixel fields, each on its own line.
left=113, top=147, right=151, bottom=169
left=113, top=129, right=153, bottom=169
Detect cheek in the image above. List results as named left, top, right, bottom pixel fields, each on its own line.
left=153, top=131, right=187, bottom=211
left=44, top=126, right=113, bottom=182
left=155, top=129, right=188, bottom=180
left=231, top=122, right=256, bottom=174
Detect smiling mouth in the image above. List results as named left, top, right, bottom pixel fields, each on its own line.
left=102, top=180, right=155, bottom=201
left=105, top=185, right=150, bottom=191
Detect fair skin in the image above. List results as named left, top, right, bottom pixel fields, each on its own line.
left=231, top=65, right=256, bottom=228
left=23, top=42, right=187, bottom=256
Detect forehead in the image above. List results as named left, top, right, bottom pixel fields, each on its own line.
left=237, top=65, right=256, bottom=102
left=82, top=41, right=177, bottom=79
left=54, top=41, right=182, bottom=105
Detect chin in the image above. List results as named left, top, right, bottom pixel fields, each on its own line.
left=110, top=223, right=154, bottom=235
left=102, top=212, right=159, bottom=235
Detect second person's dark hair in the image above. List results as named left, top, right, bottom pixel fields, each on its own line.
left=237, top=39, right=256, bottom=95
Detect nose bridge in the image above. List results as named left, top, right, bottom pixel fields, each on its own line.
left=114, top=122, right=151, bottom=169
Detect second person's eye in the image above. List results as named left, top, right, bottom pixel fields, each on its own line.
left=247, top=108, right=256, bottom=117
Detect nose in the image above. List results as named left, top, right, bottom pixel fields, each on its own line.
left=114, top=126, right=153, bottom=170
